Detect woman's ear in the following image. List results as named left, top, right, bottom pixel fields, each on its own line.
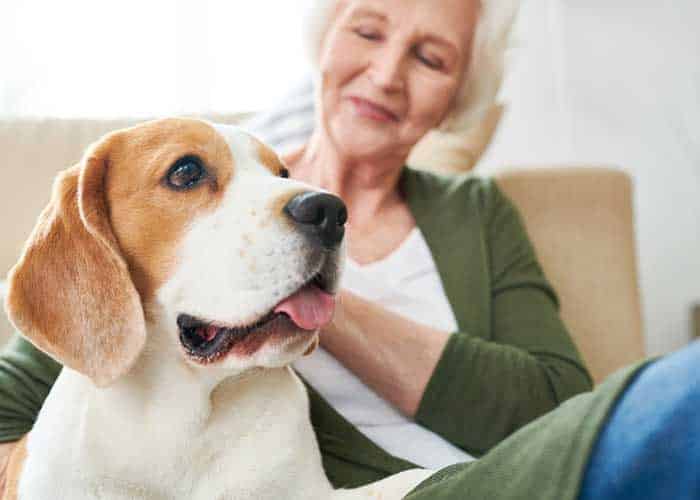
left=4, top=138, right=146, bottom=387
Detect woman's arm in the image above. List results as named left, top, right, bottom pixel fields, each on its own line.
left=321, top=291, right=450, bottom=417
left=414, top=289, right=593, bottom=456
left=0, top=335, right=59, bottom=494
left=320, top=180, right=593, bottom=456
left=0, top=336, right=61, bottom=442
left=322, top=287, right=591, bottom=456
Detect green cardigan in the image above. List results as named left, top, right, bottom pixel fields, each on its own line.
left=0, top=168, right=614, bottom=498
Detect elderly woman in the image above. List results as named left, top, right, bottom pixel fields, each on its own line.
left=285, top=0, right=592, bottom=470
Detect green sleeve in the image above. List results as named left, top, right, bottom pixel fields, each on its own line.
left=0, top=335, right=61, bottom=442
left=408, top=362, right=647, bottom=500
left=415, top=180, right=593, bottom=456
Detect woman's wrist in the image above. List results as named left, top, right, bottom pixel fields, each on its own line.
left=326, top=290, right=352, bottom=335
left=319, top=289, right=449, bottom=416
left=321, top=290, right=367, bottom=353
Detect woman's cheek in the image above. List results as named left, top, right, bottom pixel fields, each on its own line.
left=326, top=40, right=366, bottom=80
left=411, top=76, right=460, bottom=128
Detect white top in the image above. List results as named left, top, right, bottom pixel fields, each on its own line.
left=294, top=228, right=475, bottom=470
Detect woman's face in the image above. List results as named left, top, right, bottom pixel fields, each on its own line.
left=318, top=0, right=479, bottom=160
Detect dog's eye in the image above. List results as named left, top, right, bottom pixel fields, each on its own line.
left=166, top=157, right=206, bottom=190
left=279, top=167, right=290, bottom=179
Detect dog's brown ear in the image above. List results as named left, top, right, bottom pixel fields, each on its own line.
left=4, top=138, right=146, bottom=387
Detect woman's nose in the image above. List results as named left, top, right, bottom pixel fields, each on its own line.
left=368, top=43, right=406, bottom=93
left=284, top=192, right=347, bottom=250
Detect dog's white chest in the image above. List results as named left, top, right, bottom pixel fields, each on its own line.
left=18, top=368, right=337, bottom=500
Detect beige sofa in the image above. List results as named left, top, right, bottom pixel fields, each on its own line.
left=0, top=117, right=645, bottom=382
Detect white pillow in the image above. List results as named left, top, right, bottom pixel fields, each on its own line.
left=243, top=80, right=315, bottom=154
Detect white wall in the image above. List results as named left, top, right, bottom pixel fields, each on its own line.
left=0, top=0, right=309, bottom=118
left=481, top=0, right=700, bottom=355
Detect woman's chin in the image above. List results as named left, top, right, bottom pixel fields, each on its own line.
left=329, top=121, right=407, bottom=163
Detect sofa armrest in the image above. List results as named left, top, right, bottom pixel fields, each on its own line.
left=494, top=166, right=646, bottom=382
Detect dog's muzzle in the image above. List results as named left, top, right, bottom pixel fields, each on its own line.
left=177, top=193, right=346, bottom=364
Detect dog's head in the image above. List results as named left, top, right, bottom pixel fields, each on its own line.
left=4, top=118, right=345, bottom=386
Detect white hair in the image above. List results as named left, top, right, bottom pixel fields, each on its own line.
left=302, top=0, right=520, bottom=138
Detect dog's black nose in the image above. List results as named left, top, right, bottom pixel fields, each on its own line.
left=284, top=192, right=347, bottom=250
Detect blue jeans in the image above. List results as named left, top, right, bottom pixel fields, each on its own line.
left=579, top=340, right=700, bottom=499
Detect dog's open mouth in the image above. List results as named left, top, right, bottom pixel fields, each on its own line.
left=178, top=273, right=335, bottom=363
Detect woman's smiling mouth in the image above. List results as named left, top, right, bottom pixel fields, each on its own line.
left=347, top=96, right=400, bottom=122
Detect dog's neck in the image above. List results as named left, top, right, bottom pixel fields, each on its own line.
left=81, top=316, right=292, bottom=435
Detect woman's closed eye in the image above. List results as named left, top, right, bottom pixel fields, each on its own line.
left=414, top=47, right=445, bottom=71
left=352, top=26, right=446, bottom=72
left=353, top=26, right=383, bottom=41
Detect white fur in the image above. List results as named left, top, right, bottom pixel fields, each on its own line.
left=17, top=124, right=431, bottom=499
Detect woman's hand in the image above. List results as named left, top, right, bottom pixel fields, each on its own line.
left=0, top=441, right=18, bottom=497
left=320, top=290, right=450, bottom=417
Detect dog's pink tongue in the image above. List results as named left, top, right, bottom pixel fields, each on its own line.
left=274, top=285, right=336, bottom=331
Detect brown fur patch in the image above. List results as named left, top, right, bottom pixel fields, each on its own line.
left=5, top=162, right=146, bottom=386
left=104, top=119, right=235, bottom=305
left=2, top=436, right=27, bottom=500
left=254, top=139, right=287, bottom=177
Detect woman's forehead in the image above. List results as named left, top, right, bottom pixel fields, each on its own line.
left=335, top=0, right=478, bottom=48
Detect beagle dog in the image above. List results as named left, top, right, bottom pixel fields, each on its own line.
left=2, top=118, right=431, bottom=499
